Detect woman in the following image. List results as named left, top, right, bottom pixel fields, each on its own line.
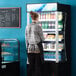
left=25, top=11, right=44, bottom=76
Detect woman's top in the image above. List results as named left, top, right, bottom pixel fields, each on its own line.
left=25, top=22, right=44, bottom=53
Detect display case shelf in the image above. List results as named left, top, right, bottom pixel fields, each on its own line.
left=42, top=29, right=62, bottom=31
left=44, top=39, right=63, bottom=42
left=44, top=58, right=56, bottom=61
left=39, top=19, right=56, bottom=22
left=44, top=49, right=63, bottom=51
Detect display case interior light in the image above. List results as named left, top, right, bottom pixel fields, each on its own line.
left=27, top=3, right=57, bottom=12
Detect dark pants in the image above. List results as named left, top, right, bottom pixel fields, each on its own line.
left=27, top=42, right=44, bottom=76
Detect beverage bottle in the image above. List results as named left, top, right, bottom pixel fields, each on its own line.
left=53, top=52, right=55, bottom=59
left=50, top=13, right=52, bottom=19
left=50, top=22, right=52, bottom=29
left=50, top=12, right=54, bottom=19
left=52, top=52, right=54, bottom=59
left=44, top=13, right=46, bottom=20
left=45, top=43, right=47, bottom=49
left=58, top=12, right=63, bottom=21
left=48, top=22, right=50, bottom=29
left=44, top=13, right=46, bottom=21
left=46, top=22, right=48, bottom=29
left=51, top=22, right=53, bottom=29
left=58, top=21, right=63, bottom=30
left=47, top=43, right=49, bottom=49
left=52, top=21, right=55, bottom=29
left=42, top=23, right=44, bottom=29
left=42, top=13, right=44, bottom=20
left=44, top=23, right=46, bottom=29
left=42, top=13, right=45, bottom=20
left=46, top=53, right=48, bottom=59
left=47, top=13, right=50, bottom=19
left=59, top=52, right=61, bottom=61
left=51, top=52, right=53, bottom=59
left=46, top=12, right=47, bottom=19
left=52, top=12, right=55, bottom=19
left=49, top=13, right=51, bottom=20
left=48, top=53, right=50, bottom=59
left=43, top=13, right=45, bottom=20
left=44, top=23, right=47, bottom=29
left=41, top=13, right=43, bottom=21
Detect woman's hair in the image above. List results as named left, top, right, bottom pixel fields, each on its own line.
left=30, top=11, right=39, bottom=20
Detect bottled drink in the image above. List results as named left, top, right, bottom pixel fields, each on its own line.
left=39, top=13, right=41, bottom=21
left=58, top=21, right=63, bottom=29
left=50, top=22, right=52, bottom=29
left=42, top=23, right=44, bottom=29
left=52, top=21, right=55, bottom=29
left=46, top=22, right=49, bottom=29
left=50, top=12, right=55, bottom=19
left=45, top=23, right=47, bottom=29
left=48, top=22, right=50, bottom=29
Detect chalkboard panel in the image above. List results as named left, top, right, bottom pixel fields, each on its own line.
left=0, top=8, right=21, bottom=28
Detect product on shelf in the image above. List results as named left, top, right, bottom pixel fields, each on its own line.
left=43, top=33, right=55, bottom=40
left=46, top=43, right=50, bottom=49
left=58, top=21, right=63, bottom=29
left=58, top=52, right=62, bottom=61
left=47, top=34, right=55, bottom=39
left=59, top=35, right=63, bottom=39
left=50, top=12, right=56, bottom=19
left=44, top=52, right=56, bottom=59
left=45, top=22, right=48, bottom=29
left=43, top=33, right=63, bottom=41
left=43, top=33, right=47, bottom=39
left=43, top=42, right=63, bottom=51
left=43, top=43, right=55, bottom=50
left=50, top=43, right=55, bottom=49
left=44, top=52, right=61, bottom=60
left=58, top=12, right=63, bottom=21
left=38, top=11, right=65, bottom=62
left=39, top=21, right=56, bottom=30
left=58, top=43, right=64, bottom=50
left=43, top=43, right=47, bottom=49
left=38, top=12, right=56, bottom=21
left=44, top=52, right=62, bottom=61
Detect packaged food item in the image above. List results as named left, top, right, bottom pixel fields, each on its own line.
left=50, top=43, right=55, bottom=49
left=47, top=34, right=55, bottom=39
left=59, top=35, right=63, bottom=39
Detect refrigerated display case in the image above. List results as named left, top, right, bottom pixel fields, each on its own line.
left=26, top=3, right=71, bottom=76
left=40, top=12, right=67, bottom=62
left=0, top=39, right=20, bottom=76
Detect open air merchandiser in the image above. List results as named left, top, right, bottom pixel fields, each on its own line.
left=26, top=3, right=71, bottom=76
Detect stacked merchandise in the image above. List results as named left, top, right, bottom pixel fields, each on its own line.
left=38, top=12, right=66, bottom=62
